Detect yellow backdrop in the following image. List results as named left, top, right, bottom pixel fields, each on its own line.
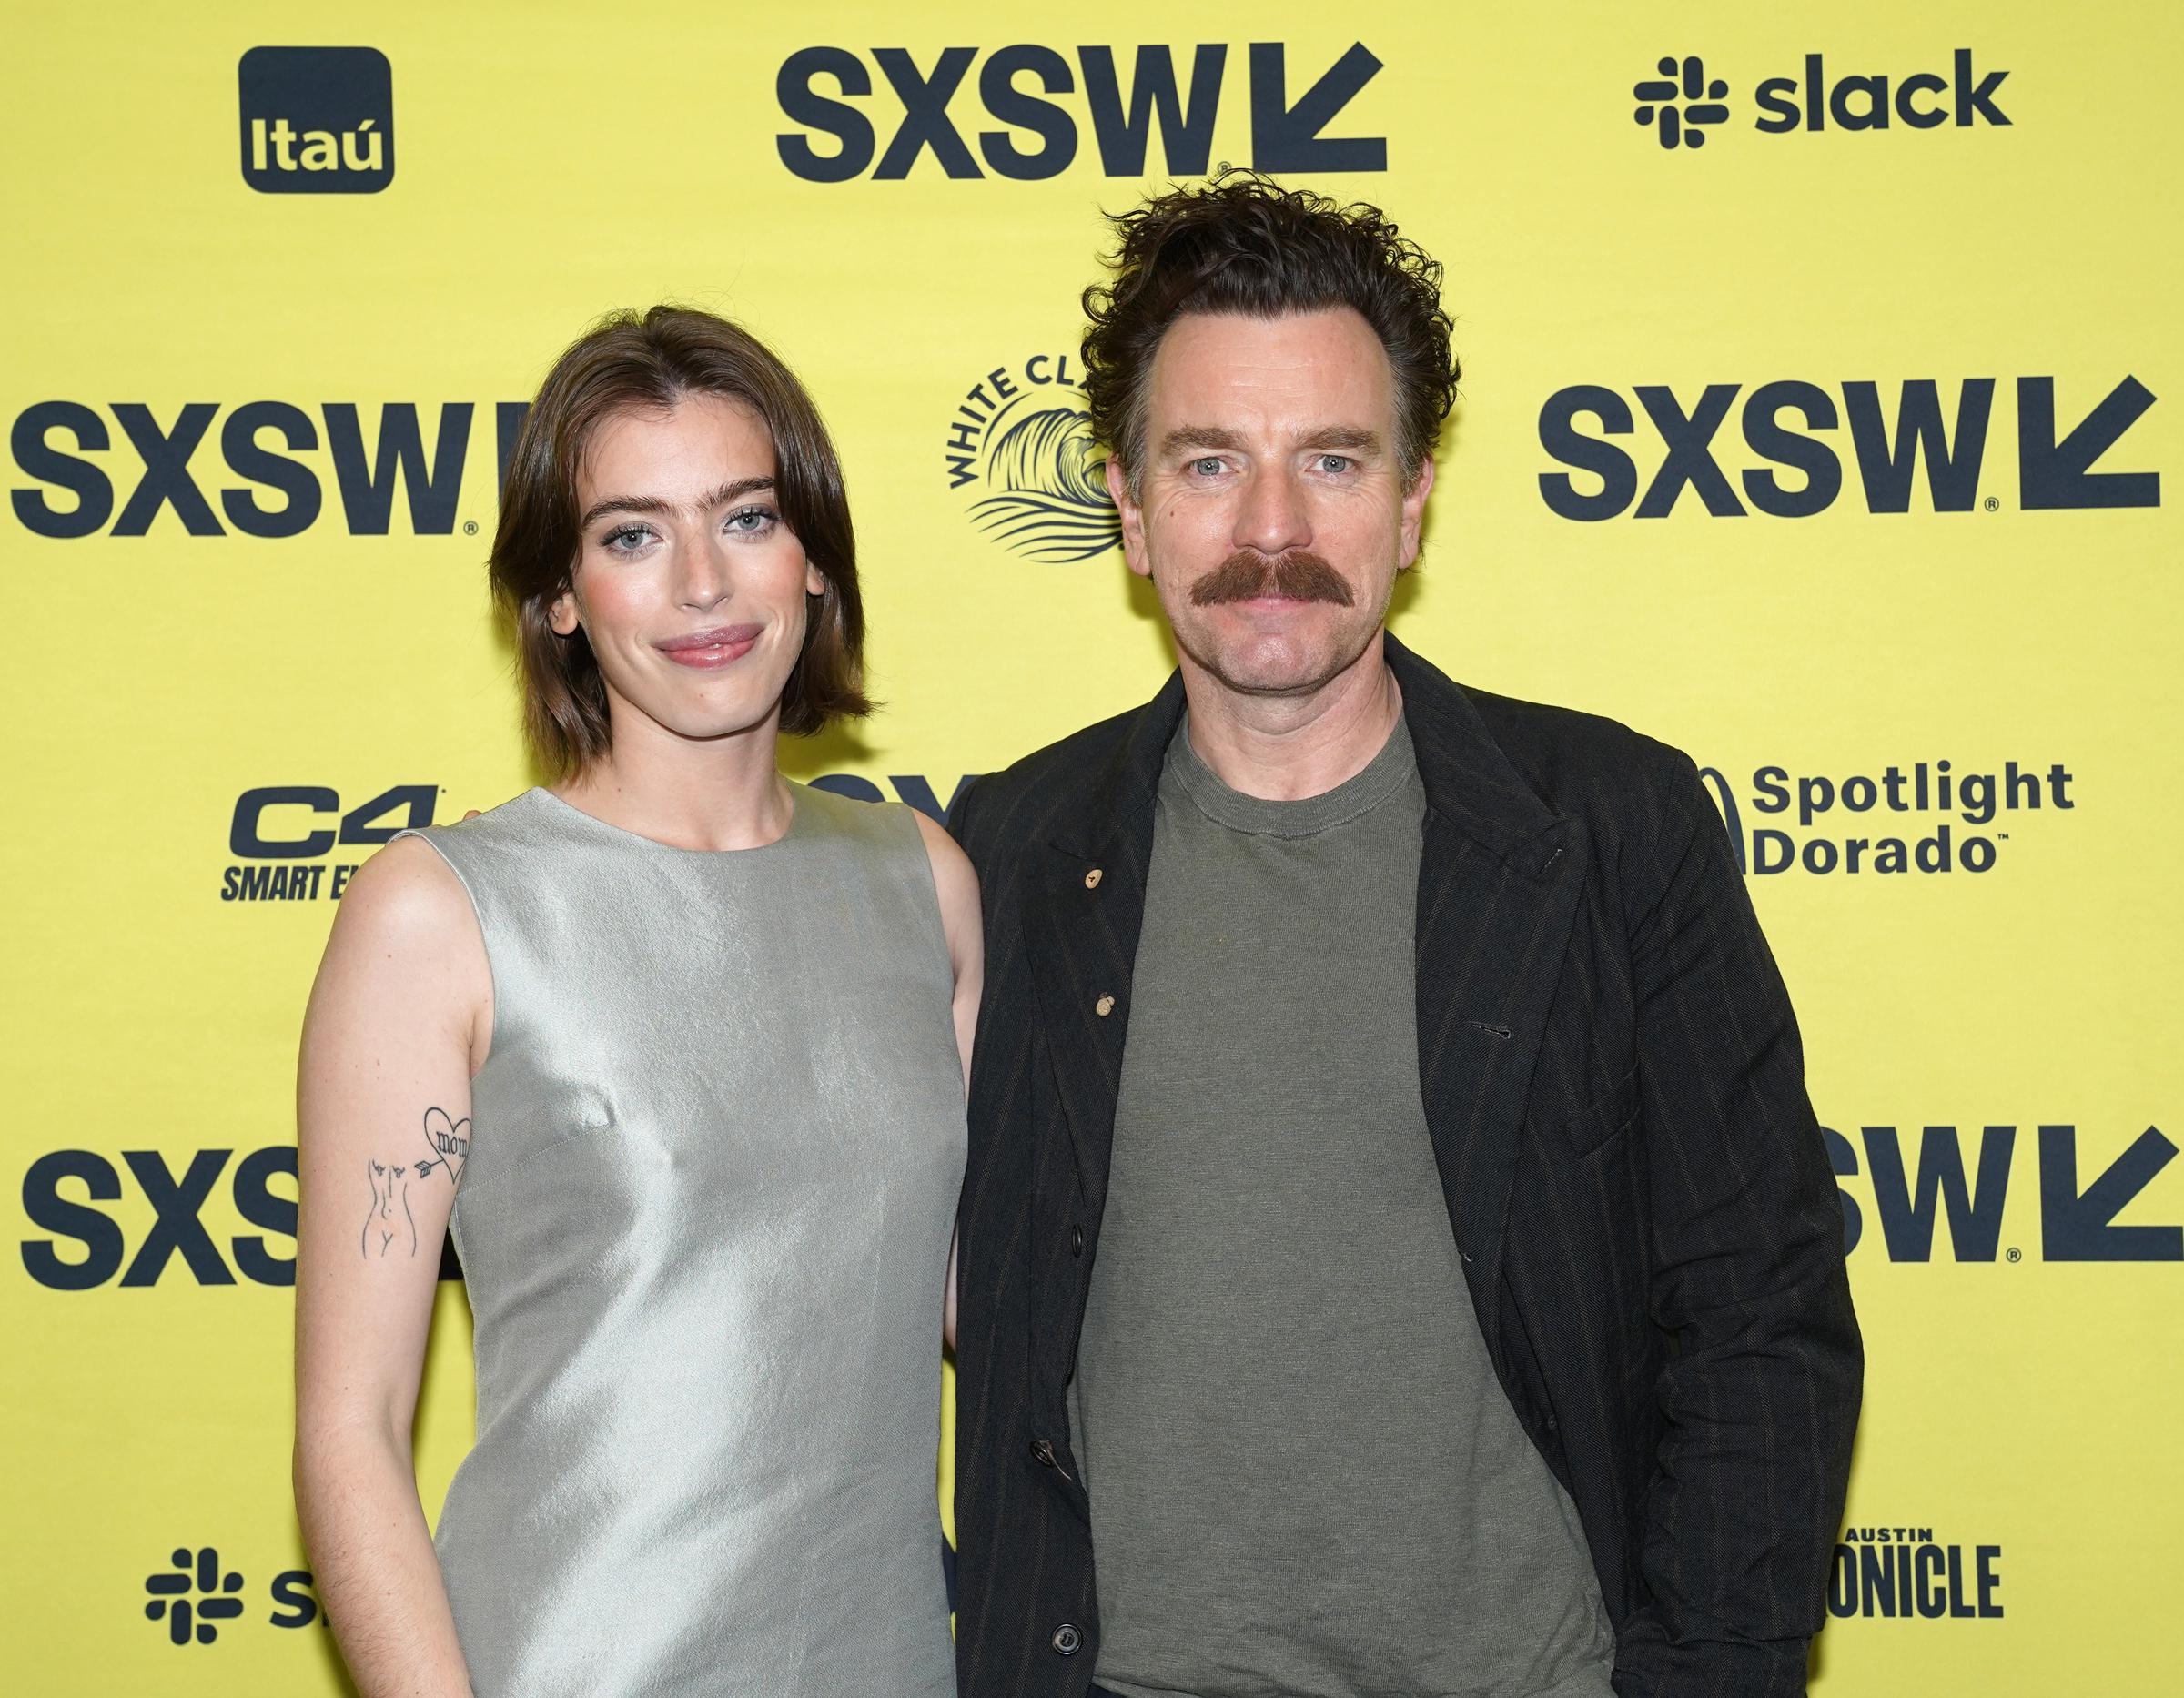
left=5, top=3, right=2178, bottom=1693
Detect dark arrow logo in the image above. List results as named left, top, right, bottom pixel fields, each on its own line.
left=1249, top=42, right=1386, bottom=171
left=2017, top=375, right=2160, bottom=510
left=1825, top=1123, right=2179, bottom=1262
left=2039, top=1125, right=2181, bottom=1261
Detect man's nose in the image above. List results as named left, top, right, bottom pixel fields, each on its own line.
left=1233, top=465, right=1311, bottom=557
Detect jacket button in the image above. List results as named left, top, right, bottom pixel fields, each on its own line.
left=1070, top=1224, right=1085, bottom=1258
left=1084, top=867, right=1103, bottom=889
left=1095, top=994, right=1116, bottom=1016
left=1051, top=1622, right=1082, bottom=1656
left=1030, top=1436, right=1073, bottom=1481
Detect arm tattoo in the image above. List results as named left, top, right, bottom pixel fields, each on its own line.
left=361, top=1159, right=416, bottom=1258
left=416, top=1107, right=470, bottom=1185
left=359, top=1107, right=470, bottom=1258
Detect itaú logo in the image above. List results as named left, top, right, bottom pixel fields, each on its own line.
left=238, top=46, right=395, bottom=193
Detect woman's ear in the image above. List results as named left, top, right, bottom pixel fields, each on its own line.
left=548, top=587, right=581, bottom=636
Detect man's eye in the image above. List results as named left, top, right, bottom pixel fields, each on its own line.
left=1318, top=454, right=1354, bottom=474
left=1189, top=457, right=1224, bottom=477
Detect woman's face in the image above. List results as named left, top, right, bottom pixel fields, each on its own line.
left=552, top=393, right=824, bottom=753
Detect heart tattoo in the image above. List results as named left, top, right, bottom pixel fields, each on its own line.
left=416, top=1107, right=470, bottom=1185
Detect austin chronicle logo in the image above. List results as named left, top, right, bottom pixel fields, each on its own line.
left=1633, top=56, right=1728, bottom=149
left=144, top=1548, right=246, bottom=1645
left=238, top=46, right=395, bottom=192
left=941, top=354, right=1119, bottom=562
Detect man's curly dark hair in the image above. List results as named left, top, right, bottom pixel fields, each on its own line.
left=1081, top=170, right=1459, bottom=498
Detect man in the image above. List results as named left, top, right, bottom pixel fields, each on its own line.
left=949, top=173, right=1860, bottom=1698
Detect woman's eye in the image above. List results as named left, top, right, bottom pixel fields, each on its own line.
left=602, top=524, right=652, bottom=553
left=724, top=507, right=778, bottom=535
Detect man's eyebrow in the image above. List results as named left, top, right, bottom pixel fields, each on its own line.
left=1158, top=426, right=1246, bottom=457
left=579, top=476, right=775, bottom=530
left=1156, top=425, right=1386, bottom=459
left=1297, top=427, right=1383, bottom=454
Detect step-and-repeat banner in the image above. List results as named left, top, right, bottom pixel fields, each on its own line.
left=5, top=3, right=2177, bottom=1693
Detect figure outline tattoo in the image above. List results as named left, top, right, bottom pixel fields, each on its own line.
left=359, top=1107, right=470, bottom=1258
left=362, top=1158, right=416, bottom=1258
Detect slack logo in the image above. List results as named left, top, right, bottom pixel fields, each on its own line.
left=1633, top=57, right=1729, bottom=150
left=142, top=1548, right=325, bottom=1645
left=145, top=1549, right=245, bottom=1646
left=1635, top=47, right=2008, bottom=147
left=238, top=46, right=394, bottom=193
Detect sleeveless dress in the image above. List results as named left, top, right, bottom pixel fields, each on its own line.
left=401, top=783, right=963, bottom=1698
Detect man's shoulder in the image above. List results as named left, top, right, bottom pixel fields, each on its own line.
left=1388, top=629, right=1707, bottom=853
left=949, top=700, right=1150, bottom=859
left=1460, top=682, right=1698, bottom=810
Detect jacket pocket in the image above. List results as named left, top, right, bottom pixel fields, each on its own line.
left=1556, top=1064, right=1640, bottom=1158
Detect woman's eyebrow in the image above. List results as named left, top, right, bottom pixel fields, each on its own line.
left=580, top=476, right=776, bottom=529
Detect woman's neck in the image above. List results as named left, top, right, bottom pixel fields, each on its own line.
left=551, top=713, right=793, bottom=852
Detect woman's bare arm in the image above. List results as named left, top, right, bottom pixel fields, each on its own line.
left=294, top=837, right=490, bottom=1698
left=915, top=811, right=982, bottom=1356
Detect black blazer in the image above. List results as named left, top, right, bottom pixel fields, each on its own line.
left=949, top=633, right=1860, bottom=1698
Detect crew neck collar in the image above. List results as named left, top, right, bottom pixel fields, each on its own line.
left=1165, top=711, right=1416, bottom=838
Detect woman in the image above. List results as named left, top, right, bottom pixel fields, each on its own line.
left=293, top=306, right=976, bottom=1698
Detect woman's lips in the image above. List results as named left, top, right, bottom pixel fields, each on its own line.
left=655, top=624, right=762, bottom=669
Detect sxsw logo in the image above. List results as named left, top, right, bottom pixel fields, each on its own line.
left=1634, top=48, right=2008, bottom=149
left=20, top=1148, right=301, bottom=1289
left=17, top=1145, right=463, bottom=1288
left=776, top=42, right=1385, bottom=181
left=8, top=400, right=527, bottom=538
left=238, top=47, right=393, bottom=193
left=1538, top=376, right=2159, bottom=518
left=1828, top=1124, right=2181, bottom=1263
left=812, top=772, right=973, bottom=821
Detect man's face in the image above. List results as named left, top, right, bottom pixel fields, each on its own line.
left=1108, top=308, right=1433, bottom=700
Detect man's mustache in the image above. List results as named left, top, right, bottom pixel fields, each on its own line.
left=1188, top=551, right=1354, bottom=608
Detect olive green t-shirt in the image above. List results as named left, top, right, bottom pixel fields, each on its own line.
left=1069, top=713, right=1616, bottom=1698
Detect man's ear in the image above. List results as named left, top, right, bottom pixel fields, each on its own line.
left=1105, top=455, right=1150, bottom=580
left=1398, top=453, right=1437, bottom=571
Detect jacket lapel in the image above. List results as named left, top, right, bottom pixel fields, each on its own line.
left=1389, top=636, right=1590, bottom=1359
left=1022, top=673, right=1184, bottom=1224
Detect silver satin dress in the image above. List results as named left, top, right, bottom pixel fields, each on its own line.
left=402, top=783, right=964, bottom=1698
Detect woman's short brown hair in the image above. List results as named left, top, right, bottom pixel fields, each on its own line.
left=490, top=305, right=869, bottom=774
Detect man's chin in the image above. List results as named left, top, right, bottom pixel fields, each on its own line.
left=1194, top=643, right=1347, bottom=700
